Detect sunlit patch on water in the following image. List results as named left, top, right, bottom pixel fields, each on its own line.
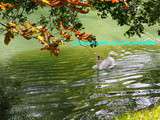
left=126, top=83, right=151, bottom=88
left=0, top=47, right=160, bottom=120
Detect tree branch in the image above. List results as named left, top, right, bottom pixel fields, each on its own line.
left=0, top=22, right=7, bottom=27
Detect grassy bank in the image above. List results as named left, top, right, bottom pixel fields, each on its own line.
left=115, top=105, right=160, bottom=120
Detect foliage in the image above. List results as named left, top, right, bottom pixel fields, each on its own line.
left=0, top=0, right=160, bottom=55
left=115, top=105, right=160, bottom=120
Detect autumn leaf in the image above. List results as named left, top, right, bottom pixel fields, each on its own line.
left=3, top=20, right=96, bottom=56
left=41, top=44, right=60, bottom=56
left=4, top=31, right=14, bottom=45
left=0, top=2, right=15, bottom=11
left=112, top=0, right=120, bottom=3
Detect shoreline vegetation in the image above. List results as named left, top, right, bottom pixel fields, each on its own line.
left=116, top=105, right=160, bottom=120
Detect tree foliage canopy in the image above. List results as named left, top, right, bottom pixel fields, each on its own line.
left=0, top=0, right=159, bottom=55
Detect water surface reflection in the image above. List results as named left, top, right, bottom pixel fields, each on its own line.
left=0, top=48, right=160, bottom=120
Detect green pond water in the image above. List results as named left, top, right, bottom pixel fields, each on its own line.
left=0, top=11, right=160, bottom=120
left=0, top=41, right=160, bottom=120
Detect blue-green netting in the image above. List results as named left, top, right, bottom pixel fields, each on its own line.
left=71, top=40, right=158, bottom=46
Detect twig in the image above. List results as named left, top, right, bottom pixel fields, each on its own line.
left=0, top=22, right=7, bottom=27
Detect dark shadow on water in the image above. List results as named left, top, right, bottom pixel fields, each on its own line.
left=0, top=64, right=22, bottom=120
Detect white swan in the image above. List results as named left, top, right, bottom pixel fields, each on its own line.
left=92, top=51, right=117, bottom=70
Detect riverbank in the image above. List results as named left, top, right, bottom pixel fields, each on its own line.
left=116, top=105, right=160, bottom=120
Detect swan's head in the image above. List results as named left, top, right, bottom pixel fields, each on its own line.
left=97, top=55, right=101, bottom=60
left=108, top=51, right=117, bottom=57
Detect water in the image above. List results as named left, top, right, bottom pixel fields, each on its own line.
left=0, top=46, right=160, bottom=120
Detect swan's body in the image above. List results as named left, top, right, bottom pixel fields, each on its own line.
left=92, top=52, right=116, bottom=70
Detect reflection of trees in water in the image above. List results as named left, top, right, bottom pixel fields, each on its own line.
left=142, top=69, right=160, bottom=83
left=0, top=87, right=11, bottom=120
left=0, top=64, right=21, bottom=120
left=0, top=50, right=159, bottom=120
left=142, top=52, right=160, bottom=83
left=2, top=56, right=85, bottom=120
